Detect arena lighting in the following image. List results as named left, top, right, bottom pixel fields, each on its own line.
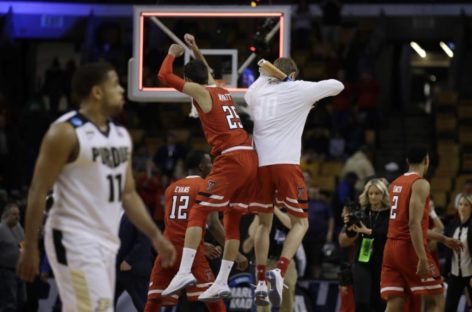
left=440, top=41, right=454, bottom=58
left=251, top=0, right=261, bottom=7
left=410, top=41, right=426, bottom=58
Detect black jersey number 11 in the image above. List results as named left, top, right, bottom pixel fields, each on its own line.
left=107, top=174, right=122, bottom=202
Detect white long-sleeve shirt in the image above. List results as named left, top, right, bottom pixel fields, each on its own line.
left=451, top=223, right=472, bottom=277
left=245, top=76, right=344, bottom=166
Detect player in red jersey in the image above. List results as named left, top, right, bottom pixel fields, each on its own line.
left=144, top=151, right=227, bottom=312
left=380, top=146, right=444, bottom=311
left=158, top=35, right=257, bottom=301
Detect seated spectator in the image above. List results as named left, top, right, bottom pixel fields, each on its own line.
left=153, top=131, right=188, bottom=181
left=344, top=115, right=365, bottom=155
left=384, top=162, right=400, bottom=184
left=331, top=70, right=353, bottom=134
left=304, top=128, right=330, bottom=159
left=320, top=0, right=342, bottom=45
left=293, top=0, right=313, bottom=49
left=329, top=131, right=346, bottom=159
left=42, top=58, right=65, bottom=117
left=355, top=72, right=379, bottom=129
left=135, top=166, right=165, bottom=230
left=341, top=145, right=375, bottom=193
left=133, top=142, right=154, bottom=173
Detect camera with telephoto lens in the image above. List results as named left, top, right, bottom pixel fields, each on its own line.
left=345, top=201, right=366, bottom=227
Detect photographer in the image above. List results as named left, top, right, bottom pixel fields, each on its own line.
left=339, top=179, right=390, bottom=312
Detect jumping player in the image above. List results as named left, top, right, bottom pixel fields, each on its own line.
left=245, top=58, right=344, bottom=306
left=159, top=35, right=257, bottom=301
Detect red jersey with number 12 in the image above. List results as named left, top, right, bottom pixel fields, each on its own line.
left=163, top=176, right=205, bottom=248
left=194, top=86, right=251, bottom=155
left=387, top=172, right=430, bottom=241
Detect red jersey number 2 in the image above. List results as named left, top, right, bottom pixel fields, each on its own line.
left=390, top=195, right=399, bottom=219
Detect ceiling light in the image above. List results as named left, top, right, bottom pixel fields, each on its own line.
left=410, top=41, right=426, bottom=58
left=440, top=41, right=454, bottom=58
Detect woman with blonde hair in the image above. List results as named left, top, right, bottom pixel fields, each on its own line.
left=445, top=194, right=472, bottom=311
left=339, top=178, right=390, bottom=312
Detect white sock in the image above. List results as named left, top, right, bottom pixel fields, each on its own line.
left=215, top=260, right=234, bottom=284
left=178, top=248, right=196, bottom=274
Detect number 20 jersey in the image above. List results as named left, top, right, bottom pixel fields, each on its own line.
left=163, top=176, right=205, bottom=248
left=387, top=172, right=430, bottom=241
left=46, top=111, right=132, bottom=252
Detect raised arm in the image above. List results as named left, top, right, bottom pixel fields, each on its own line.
left=258, top=59, right=290, bottom=81
left=17, top=122, right=77, bottom=282
left=184, top=34, right=216, bottom=86
left=158, top=44, right=212, bottom=112
left=299, top=79, right=344, bottom=104
left=256, top=59, right=344, bottom=104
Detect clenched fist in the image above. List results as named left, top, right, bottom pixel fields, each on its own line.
left=184, top=33, right=197, bottom=49
left=168, top=44, right=184, bottom=57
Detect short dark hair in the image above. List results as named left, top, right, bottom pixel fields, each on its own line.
left=1, top=202, right=18, bottom=219
left=71, top=63, right=114, bottom=103
left=274, top=57, right=299, bottom=76
left=407, top=145, right=429, bottom=165
left=184, top=60, right=208, bottom=85
left=185, top=150, right=206, bottom=171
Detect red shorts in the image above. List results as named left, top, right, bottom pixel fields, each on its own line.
left=147, top=246, right=215, bottom=305
left=193, top=149, right=258, bottom=211
left=188, top=149, right=258, bottom=232
left=380, top=239, right=443, bottom=300
left=248, top=164, right=308, bottom=218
